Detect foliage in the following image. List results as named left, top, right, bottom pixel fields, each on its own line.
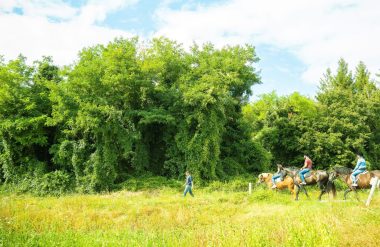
left=243, top=91, right=318, bottom=168
left=1, top=170, right=72, bottom=196
left=244, top=59, right=380, bottom=170
left=1, top=37, right=380, bottom=194
left=118, top=176, right=182, bottom=191
left=0, top=37, right=264, bottom=192
left=204, top=176, right=252, bottom=192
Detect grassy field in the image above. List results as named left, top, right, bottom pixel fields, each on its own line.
left=1, top=185, right=380, bottom=247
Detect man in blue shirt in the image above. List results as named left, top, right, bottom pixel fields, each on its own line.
left=351, top=154, right=366, bottom=187
left=184, top=171, right=194, bottom=197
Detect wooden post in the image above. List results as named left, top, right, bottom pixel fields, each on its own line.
left=366, top=177, right=379, bottom=206
left=249, top=183, right=252, bottom=194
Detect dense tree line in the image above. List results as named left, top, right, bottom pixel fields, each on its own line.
left=1, top=37, right=379, bottom=193
left=0, top=38, right=269, bottom=192
left=243, top=59, right=380, bottom=171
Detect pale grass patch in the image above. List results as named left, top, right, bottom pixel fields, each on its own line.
left=1, top=188, right=379, bottom=246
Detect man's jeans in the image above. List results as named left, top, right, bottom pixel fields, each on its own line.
left=299, top=169, right=310, bottom=183
left=184, top=185, right=194, bottom=197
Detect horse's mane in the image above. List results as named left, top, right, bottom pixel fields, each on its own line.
left=284, top=166, right=299, bottom=171
left=333, top=166, right=352, bottom=175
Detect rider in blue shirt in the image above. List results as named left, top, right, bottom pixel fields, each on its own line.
left=271, top=164, right=284, bottom=189
left=351, top=154, right=366, bottom=186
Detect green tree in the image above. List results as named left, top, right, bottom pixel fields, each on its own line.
left=0, top=56, right=58, bottom=182
left=243, top=92, right=318, bottom=168
left=314, top=59, right=373, bottom=168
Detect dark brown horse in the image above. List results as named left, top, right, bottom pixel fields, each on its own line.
left=329, top=166, right=380, bottom=200
left=283, top=167, right=336, bottom=201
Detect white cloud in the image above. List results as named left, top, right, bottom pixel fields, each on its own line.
left=77, top=0, right=139, bottom=25
left=1, top=0, right=379, bottom=84
left=0, top=0, right=138, bottom=65
left=154, top=0, right=380, bottom=84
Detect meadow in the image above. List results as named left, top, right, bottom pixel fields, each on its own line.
left=1, top=181, right=380, bottom=247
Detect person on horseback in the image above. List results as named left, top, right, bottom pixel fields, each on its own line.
left=351, top=154, right=366, bottom=187
left=271, top=164, right=285, bottom=189
left=299, top=155, right=312, bottom=185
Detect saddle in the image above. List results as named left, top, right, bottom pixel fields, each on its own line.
left=274, top=170, right=287, bottom=183
left=274, top=177, right=283, bottom=183
left=355, top=171, right=368, bottom=182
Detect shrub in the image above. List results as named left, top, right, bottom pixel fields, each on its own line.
left=119, top=176, right=182, bottom=191
left=205, top=176, right=253, bottom=192
left=332, top=179, right=348, bottom=191
left=249, top=187, right=274, bottom=202
left=36, top=171, right=73, bottom=196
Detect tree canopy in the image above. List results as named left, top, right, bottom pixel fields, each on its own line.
left=0, top=37, right=269, bottom=192
left=1, top=38, right=379, bottom=194
left=243, top=59, right=380, bottom=170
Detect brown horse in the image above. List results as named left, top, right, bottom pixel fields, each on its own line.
left=283, top=167, right=336, bottom=201
left=329, top=166, right=380, bottom=200
left=257, top=173, right=295, bottom=195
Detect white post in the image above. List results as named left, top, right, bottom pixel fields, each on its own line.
left=249, top=183, right=252, bottom=194
left=366, top=177, right=379, bottom=206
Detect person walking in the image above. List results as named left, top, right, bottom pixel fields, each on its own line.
left=184, top=171, right=194, bottom=197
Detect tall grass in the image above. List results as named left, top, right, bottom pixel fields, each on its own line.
left=1, top=183, right=379, bottom=246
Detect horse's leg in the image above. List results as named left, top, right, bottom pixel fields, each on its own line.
left=318, top=190, right=325, bottom=201
left=344, top=189, right=351, bottom=200
left=318, top=181, right=325, bottom=201
left=295, top=185, right=300, bottom=201
left=331, top=182, right=337, bottom=198
left=318, top=187, right=326, bottom=201
left=353, top=187, right=360, bottom=202
left=288, top=184, right=295, bottom=195
left=301, top=185, right=309, bottom=198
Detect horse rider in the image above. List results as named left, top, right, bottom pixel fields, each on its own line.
left=351, top=153, right=366, bottom=187
left=299, top=155, right=312, bottom=185
left=271, top=164, right=285, bottom=189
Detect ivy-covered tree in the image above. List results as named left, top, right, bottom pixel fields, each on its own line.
left=39, top=37, right=265, bottom=191
left=0, top=56, right=59, bottom=182
left=4, top=37, right=379, bottom=194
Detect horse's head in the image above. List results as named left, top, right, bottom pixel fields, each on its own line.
left=328, top=166, right=351, bottom=181
left=283, top=167, right=299, bottom=178
left=257, top=173, right=270, bottom=184
left=328, top=170, right=338, bottom=181
left=333, top=166, right=352, bottom=176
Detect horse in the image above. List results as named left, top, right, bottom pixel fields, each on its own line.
left=329, top=166, right=380, bottom=200
left=371, top=170, right=380, bottom=180
left=257, top=173, right=295, bottom=195
left=283, top=167, right=336, bottom=201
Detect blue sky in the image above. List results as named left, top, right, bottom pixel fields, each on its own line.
left=1, top=0, right=379, bottom=100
